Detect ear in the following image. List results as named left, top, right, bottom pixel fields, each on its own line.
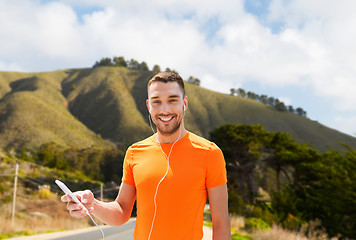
left=146, top=99, right=151, bottom=113
left=183, top=96, right=188, bottom=111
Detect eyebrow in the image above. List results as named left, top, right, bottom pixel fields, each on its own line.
left=150, top=95, right=181, bottom=100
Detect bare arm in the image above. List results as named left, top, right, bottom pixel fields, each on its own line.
left=208, top=184, right=231, bottom=240
left=61, top=182, right=136, bottom=226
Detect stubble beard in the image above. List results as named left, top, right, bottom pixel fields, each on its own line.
left=154, top=114, right=183, bottom=136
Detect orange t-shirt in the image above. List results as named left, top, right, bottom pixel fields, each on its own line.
left=122, top=132, right=227, bottom=240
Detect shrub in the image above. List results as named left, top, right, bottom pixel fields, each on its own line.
left=244, top=218, right=270, bottom=231
left=35, top=186, right=54, bottom=199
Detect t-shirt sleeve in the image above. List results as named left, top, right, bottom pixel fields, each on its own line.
left=206, top=145, right=227, bottom=188
left=121, top=147, right=136, bottom=186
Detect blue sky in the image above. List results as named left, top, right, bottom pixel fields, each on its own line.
left=0, top=0, right=355, bottom=137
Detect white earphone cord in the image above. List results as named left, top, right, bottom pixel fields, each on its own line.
left=147, top=126, right=182, bottom=240
left=87, top=212, right=105, bottom=240
left=147, top=104, right=185, bottom=240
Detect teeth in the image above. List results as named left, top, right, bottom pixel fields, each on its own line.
left=160, top=116, right=173, bottom=121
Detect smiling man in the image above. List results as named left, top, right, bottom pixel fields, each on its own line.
left=61, top=71, right=231, bottom=240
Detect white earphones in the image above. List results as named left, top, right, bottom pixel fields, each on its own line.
left=146, top=99, right=186, bottom=240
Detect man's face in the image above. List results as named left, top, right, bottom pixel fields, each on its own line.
left=147, top=81, right=187, bottom=136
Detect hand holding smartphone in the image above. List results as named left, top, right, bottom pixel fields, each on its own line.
left=55, top=180, right=105, bottom=239
left=55, top=180, right=89, bottom=214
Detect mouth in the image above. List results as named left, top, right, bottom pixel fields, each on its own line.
left=158, top=115, right=174, bottom=123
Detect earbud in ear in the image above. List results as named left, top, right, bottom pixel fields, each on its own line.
left=184, top=105, right=187, bottom=111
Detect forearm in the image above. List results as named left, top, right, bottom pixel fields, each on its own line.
left=212, top=217, right=231, bottom=240
left=92, top=199, right=131, bottom=226
left=208, top=184, right=231, bottom=240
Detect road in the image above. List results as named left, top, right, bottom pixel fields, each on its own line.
left=8, top=219, right=136, bottom=240
left=8, top=218, right=212, bottom=240
left=52, top=220, right=136, bottom=240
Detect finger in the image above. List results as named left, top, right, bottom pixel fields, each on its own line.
left=69, top=208, right=88, bottom=218
left=88, top=206, right=95, bottom=214
left=67, top=201, right=83, bottom=211
left=81, top=190, right=93, bottom=204
left=61, top=194, right=72, bottom=203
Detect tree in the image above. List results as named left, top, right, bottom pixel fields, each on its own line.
left=127, top=59, right=140, bottom=69
left=270, top=144, right=356, bottom=239
left=100, top=57, right=113, bottom=66
left=296, top=107, right=304, bottom=116
left=187, top=76, right=200, bottom=86
left=288, top=105, right=294, bottom=113
left=230, top=88, right=236, bottom=96
left=264, top=133, right=318, bottom=192
left=93, top=57, right=113, bottom=67
left=260, top=95, right=268, bottom=104
left=275, top=101, right=287, bottom=112
left=152, top=64, right=161, bottom=73
left=247, top=91, right=258, bottom=100
left=139, top=61, right=149, bottom=71
left=267, top=97, right=275, bottom=106
left=237, top=88, right=246, bottom=98
left=113, top=56, right=127, bottom=67
left=210, top=124, right=270, bottom=202
left=100, top=148, right=125, bottom=183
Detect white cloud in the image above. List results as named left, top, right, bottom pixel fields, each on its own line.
left=0, top=0, right=86, bottom=70
left=35, top=2, right=83, bottom=57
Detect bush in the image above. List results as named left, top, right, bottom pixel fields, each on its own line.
left=244, top=218, right=270, bottom=231
left=245, top=202, right=279, bottom=226
left=232, top=233, right=252, bottom=240
left=37, top=188, right=53, bottom=199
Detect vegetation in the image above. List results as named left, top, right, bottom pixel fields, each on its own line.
left=0, top=157, right=104, bottom=239
left=230, top=87, right=307, bottom=117
left=19, top=142, right=125, bottom=184
left=187, top=76, right=201, bottom=86
left=93, top=56, right=150, bottom=71
left=210, top=124, right=356, bottom=239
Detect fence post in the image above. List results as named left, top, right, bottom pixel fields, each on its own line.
left=100, top=183, right=103, bottom=202
left=11, top=163, right=19, bottom=226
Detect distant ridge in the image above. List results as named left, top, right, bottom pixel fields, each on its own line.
left=0, top=67, right=355, bottom=152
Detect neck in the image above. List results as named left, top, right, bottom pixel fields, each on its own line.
left=156, top=124, right=188, bottom=144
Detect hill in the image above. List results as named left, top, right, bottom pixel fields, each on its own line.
left=0, top=67, right=355, bottom=152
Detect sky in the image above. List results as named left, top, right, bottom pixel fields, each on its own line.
left=0, top=0, right=355, bottom=137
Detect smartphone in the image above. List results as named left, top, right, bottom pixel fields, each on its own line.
left=55, top=180, right=89, bottom=214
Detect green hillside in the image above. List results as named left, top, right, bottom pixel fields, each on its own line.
left=0, top=67, right=355, bottom=152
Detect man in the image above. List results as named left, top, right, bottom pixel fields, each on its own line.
left=61, top=72, right=231, bottom=239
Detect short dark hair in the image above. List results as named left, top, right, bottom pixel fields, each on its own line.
left=148, top=71, right=185, bottom=96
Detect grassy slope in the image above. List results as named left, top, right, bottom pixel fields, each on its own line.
left=185, top=83, right=356, bottom=151
left=62, top=67, right=152, bottom=148
left=0, top=67, right=355, bottom=152
left=0, top=70, right=112, bottom=150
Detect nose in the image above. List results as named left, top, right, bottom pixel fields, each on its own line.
left=159, top=102, right=171, bottom=114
